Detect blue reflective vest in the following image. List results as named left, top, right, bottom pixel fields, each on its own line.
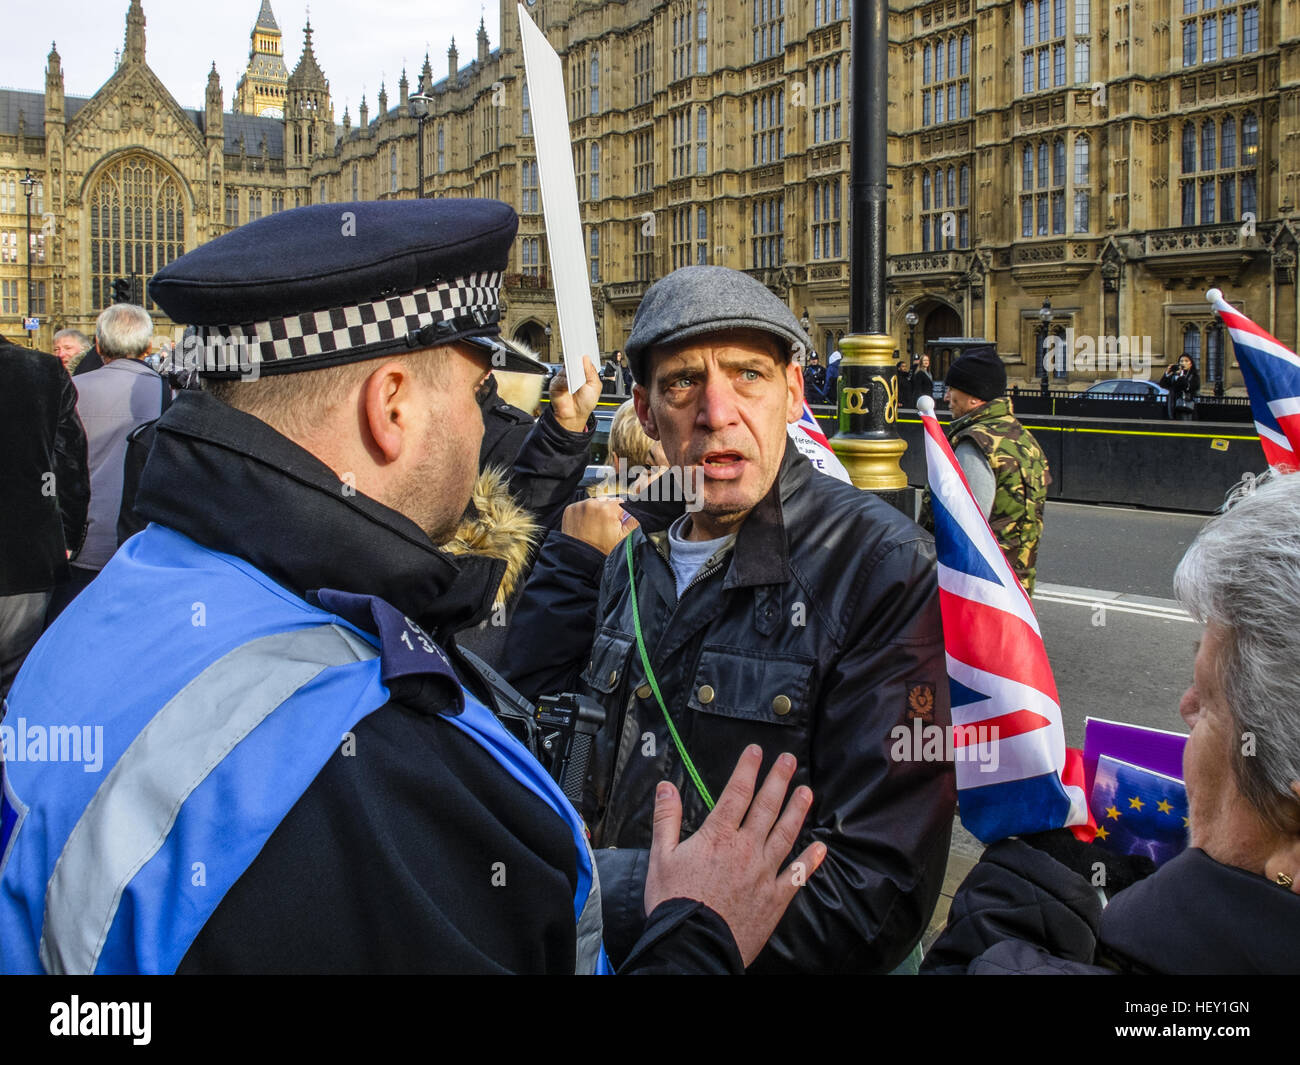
left=0, top=523, right=610, bottom=974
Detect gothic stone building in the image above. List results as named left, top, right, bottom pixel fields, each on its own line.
left=0, top=0, right=330, bottom=350
left=312, top=0, right=1300, bottom=390
left=3, top=0, right=1298, bottom=392
left=894, top=0, right=1295, bottom=390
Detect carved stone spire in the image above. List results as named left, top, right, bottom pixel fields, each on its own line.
left=124, top=0, right=146, bottom=64
left=46, top=41, right=64, bottom=118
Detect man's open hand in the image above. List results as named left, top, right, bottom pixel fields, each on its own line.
left=644, top=745, right=826, bottom=967
left=549, top=356, right=602, bottom=433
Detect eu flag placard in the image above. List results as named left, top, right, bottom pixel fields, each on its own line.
left=1089, top=754, right=1188, bottom=866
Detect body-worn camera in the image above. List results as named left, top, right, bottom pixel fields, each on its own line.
left=534, top=694, right=606, bottom=806
left=456, top=648, right=606, bottom=803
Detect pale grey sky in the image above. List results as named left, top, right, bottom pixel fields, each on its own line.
left=5, top=0, right=497, bottom=116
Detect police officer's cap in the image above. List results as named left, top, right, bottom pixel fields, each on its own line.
left=149, top=199, right=547, bottom=378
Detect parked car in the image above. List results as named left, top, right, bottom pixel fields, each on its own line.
left=1082, top=378, right=1169, bottom=400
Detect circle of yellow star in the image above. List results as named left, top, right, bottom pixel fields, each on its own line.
left=1156, top=799, right=1174, bottom=814
left=1105, top=805, right=1121, bottom=820
left=1128, top=796, right=1145, bottom=811
left=1095, top=825, right=1110, bottom=840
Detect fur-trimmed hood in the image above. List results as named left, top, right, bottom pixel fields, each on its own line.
left=442, top=466, right=540, bottom=607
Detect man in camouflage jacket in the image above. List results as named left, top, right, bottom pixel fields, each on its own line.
left=921, top=350, right=1049, bottom=594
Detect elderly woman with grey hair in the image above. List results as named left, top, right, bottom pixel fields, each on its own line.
left=923, top=469, right=1300, bottom=975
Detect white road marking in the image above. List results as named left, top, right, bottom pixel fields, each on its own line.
left=1033, top=583, right=1198, bottom=623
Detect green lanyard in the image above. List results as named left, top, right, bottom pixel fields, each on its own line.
left=624, top=535, right=716, bottom=810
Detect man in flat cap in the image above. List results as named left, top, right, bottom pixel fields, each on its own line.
left=0, top=203, right=821, bottom=974
left=506, top=265, right=956, bottom=974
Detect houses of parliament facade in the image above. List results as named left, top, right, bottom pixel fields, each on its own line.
left=1, top=0, right=1297, bottom=389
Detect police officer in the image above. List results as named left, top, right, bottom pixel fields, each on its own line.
left=0, top=199, right=822, bottom=974
left=923, top=349, right=1050, bottom=595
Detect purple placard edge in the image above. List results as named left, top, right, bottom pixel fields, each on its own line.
left=1083, top=716, right=1187, bottom=797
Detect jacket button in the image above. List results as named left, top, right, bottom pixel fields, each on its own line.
left=636, top=684, right=652, bottom=699
left=698, top=684, right=715, bottom=704
left=772, top=695, right=792, bottom=716
left=608, top=669, right=619, bottom=686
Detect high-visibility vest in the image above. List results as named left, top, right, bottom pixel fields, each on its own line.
left=0, top=523, right=608, bottom=974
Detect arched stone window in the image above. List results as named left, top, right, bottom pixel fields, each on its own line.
left=1182, top=323, right=1201, bottom=370
left=88, top=154, right=185, bottom=313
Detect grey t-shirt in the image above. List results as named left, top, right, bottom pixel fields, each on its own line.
left=666, top=514, right=735, bottom=598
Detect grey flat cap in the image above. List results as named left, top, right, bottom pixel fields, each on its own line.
left=625, top=266, right=811, bottom=384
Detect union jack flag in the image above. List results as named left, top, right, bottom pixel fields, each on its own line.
left=787, top=401, right=851, bottom=483
left=1207, top=287, right=1300, bottom=469
left=917, top=396, right=1090, bottom=843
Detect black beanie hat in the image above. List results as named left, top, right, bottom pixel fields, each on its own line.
left=945, top=350, right=1006, bottom=401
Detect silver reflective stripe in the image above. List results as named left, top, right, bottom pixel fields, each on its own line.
left=575, top=833, right=605, bottom=974
left=39, top=624, right=377, bottom=975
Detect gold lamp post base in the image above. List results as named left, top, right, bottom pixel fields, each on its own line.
left=829, top=332, right=909, bottom=493
left=832, top=436, right=909, bottom=492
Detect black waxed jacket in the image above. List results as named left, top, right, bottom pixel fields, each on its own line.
left=0, top=340, right=89, bottom=594
left=506, top=439, right=957, bottom=974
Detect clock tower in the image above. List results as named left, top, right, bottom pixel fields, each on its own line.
left=233, top=0, right=289, bottom=118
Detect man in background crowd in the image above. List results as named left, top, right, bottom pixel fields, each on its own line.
left=51, top=328, right=92, bottom=373
left=47, top=304, right=167, bottom=621
left=802, top=350, right=827, bottom=404
left=0, top=335, right=88, bottom=695
left=922, top=349, right=1049, bottom=596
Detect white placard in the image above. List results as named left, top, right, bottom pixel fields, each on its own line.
left=517, top=3, right=598, bottom=388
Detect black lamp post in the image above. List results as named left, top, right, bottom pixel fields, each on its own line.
left=904, top=309, right=918, bottom=360
left=826, top=0, right=910, bottom=506
left=1036, top=296, right=1053, bottom=395
left=409, top=79, right=433, bottom=199
left=20, top=168, right=36, bottom=348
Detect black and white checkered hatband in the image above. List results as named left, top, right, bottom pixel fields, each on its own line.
left=182, top=271, right=503, bottom=376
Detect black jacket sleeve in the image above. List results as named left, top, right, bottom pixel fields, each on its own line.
left=920, top=837, right=1107, bottom=975
left=617, top=898, right=744, bottom=975
left=54, top=371, right=90, bottom=558
left=502, top=529, right=608, bottom=702
left=503, top=407, right=593, bottom=533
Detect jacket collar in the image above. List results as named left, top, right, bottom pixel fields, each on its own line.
left=621, top=436, right=811, bottom=589
left=101, top=357, right=159, bottom=375
left=134, top=390, right=504, bottom=639
left=947, top=395, right=1013, bottom=436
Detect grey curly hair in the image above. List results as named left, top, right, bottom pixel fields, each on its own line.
left=1174, top=468, right=1300, bottom=831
